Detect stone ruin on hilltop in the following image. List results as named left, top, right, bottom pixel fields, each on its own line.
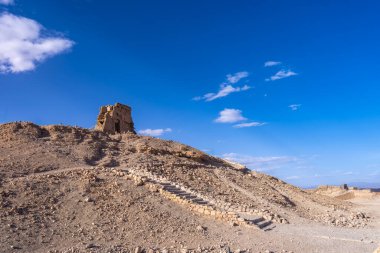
left=95, top=102, right=135, bottom=134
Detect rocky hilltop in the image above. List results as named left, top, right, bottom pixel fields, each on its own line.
left=0, top=122, right=375, bottom=253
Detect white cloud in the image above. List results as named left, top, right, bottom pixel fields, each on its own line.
left=215, top=108, right=247, bottom=123
left=196, top=84, right=250, bottom=102
left=289, top=104, right=301, bottom=111
left=0, top=13, right=74, bottom=73
left=138, top=128, right=172, bottom=137
left=266, top=69, right=298, bottom=81
left=264, top=61, right=281, bottom=67
left=0, top=0, right=14, bottom=5
left=233, top=122, right=266, bottom=128
left=222, top=153, right=298, bottom=171
left=226, top=71, right=249, bottom=84
left=194, top=71, right=250, bottom=102
left=286, top=175, right=300, bottom=180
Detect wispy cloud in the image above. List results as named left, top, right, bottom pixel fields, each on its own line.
left=138, top=128, right=172, bottom=137
left=194, top=84, right=250, bottom=102
left=233, top=122, right=266, bottom=128
left=0, top=13, right=74, bottom=73
left=289, top=104, right=301, bottom=111
left=286, top=175, right=301, bottom=180
left=369, top=171, right=380, bottom=176
left=222, top=153, right=299, bottom=171
left=226, top=71, right=249, bottom=84
left=266, top=69, right=297, bottom=81
left=0, top=0, right=14, bottom=5
left=264, top=61, right=281, bottom=67
left=194, top=71, right=250, bottom=102
left=215, top=108, right=246, bottom=123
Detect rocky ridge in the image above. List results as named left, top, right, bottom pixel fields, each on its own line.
left=0, top=122, right=374, bottom=252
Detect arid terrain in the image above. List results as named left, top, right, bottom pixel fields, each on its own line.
left=1, top=122, right=379, bottom=253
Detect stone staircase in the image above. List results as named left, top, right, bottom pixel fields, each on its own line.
left=160, top=183, right=210, bottom=206
left=238, top=213, right=276, bottom=231
left=122, top=168, right=275, bottom=231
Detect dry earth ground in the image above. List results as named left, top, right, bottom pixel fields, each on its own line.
left=1, top=122, right=379, bottom=252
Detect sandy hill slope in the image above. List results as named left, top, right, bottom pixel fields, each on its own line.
left=0, top=122, right=375, bottom=253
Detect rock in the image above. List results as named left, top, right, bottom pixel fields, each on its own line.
left=85, top=243, right=96, bottom=249
left=135, top=246, right=143, bottom=253
left=180, top=248, right=189, bottom=253
left=280, top=218, right=289, bottom=224
left=84, top=197, right=93, bottom=202
left=229, top=221, right=238, bottom=227
left=196, top=225, right=207, bottom=232
left=135, top=179, right=144, bottom=186
left=220, top=246, right=231, bottom=253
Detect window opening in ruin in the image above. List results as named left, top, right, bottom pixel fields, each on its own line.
left=115, top=120, right=121, bottom=133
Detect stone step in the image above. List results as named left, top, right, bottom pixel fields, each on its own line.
left=172, top=193, right=194, bottom=198
left=239, top=215, right=273, bottom=230
left=192, top=199, right=209, bottom=205
left=163, top=186, right=180, bottom=191
left=163, top=186, right=210, bottom=203
left=244, top=221, right=262, bottom=230
left=165, top=187, right=182, bottom=192
left=167, top=190, right=188, bottom=195
left=183, top=195, right=198, bottom=200
left=174, top=193, right=196, bottom=198
left=252, top=217, right=265, bottom=224
left=172, top=193, right=193, bottom=199
left=257, top=221, right=273, bottom=229
left=247, top=218, right=272, bottom=229
left=190, top=197, right=205, bottom=202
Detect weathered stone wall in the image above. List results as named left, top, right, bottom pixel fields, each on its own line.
left=95, top=103, right=135, bottom=134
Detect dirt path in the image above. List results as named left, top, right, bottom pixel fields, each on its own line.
left=269, top=197, right=380, bottom=253
left=10, top=166, right=95, bottom=181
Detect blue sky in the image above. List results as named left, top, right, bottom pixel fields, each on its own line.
left=1, top=0, right=380, bottom=188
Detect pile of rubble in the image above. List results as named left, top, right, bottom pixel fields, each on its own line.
left=315, top=211, right=370, bottom=228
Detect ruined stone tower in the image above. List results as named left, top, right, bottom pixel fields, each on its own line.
left=95, top=103, right=135, bottom=134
